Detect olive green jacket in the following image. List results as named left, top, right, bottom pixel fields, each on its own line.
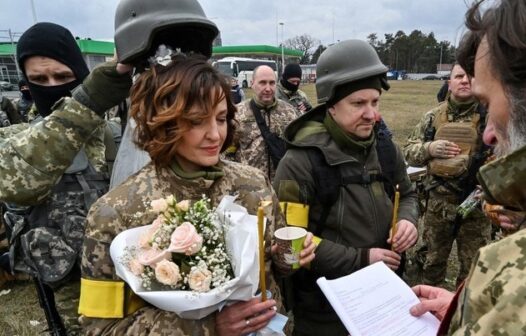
left=274, top=104, right=418, bottom=278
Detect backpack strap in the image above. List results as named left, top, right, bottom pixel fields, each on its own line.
left=249, top=99, right=287, bottom=169
left=306, top=149, right=340, bottom=236
left=375, top=122, right=397, bottom=200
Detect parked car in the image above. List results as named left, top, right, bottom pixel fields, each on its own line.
left=420, top=75, right=440, bottom=80
left=0, top=81, right=15, bottom=91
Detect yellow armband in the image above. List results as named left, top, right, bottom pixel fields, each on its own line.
left=79, top=278, right=145, bottom=318
left=279, top=202, right=309, bottom=228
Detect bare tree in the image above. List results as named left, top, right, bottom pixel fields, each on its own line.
left=284, top=34, right=320, bottom=64
left=310, top=44, right=327, bottom=64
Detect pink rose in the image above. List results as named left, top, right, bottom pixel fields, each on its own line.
left=138, top=216, right=163, bottom=248
left=137, top=247, right=170, bottom=266
left=167, top=222, right=203, bottom=256
left=128, top=258, right=144, bottom=276
left=151, top=198, right=168, bottom=213
left=188, top=267, right=212, bottom=292
left=155, top=260, right=181, bottom=286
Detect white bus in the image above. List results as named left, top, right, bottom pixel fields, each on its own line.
left=213, top=57, right=278, bottom=88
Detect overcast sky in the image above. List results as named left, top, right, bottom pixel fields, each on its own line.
left=1, top=0, right=473, bottom=47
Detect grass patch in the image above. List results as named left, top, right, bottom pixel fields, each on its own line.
left=0, top=281, right=46, bottom=336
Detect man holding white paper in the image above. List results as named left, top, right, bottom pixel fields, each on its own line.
left=273, top=40, right=419, bottom=335
left=410, top=0, right=526, bottom=334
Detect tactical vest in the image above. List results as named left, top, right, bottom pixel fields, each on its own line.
left=5, top=149, right=109, bottom=286
left=427, top=103, right=481, bottom=179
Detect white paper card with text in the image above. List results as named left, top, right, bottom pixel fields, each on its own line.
left=317, top=262, right=440, bottom=336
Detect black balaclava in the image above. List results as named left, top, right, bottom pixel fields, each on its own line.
left=16, top=22, right=89, bottom=117
left=18, top=79, right=32, bottom=101
left=280, top=63, right=302, bottom=92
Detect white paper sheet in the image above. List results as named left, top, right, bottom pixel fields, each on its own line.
left=317, top=262, right=440, bottom=336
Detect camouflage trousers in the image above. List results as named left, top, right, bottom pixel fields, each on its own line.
left=54, top=280, right=81, bottom=335
left=422, top=193, right=491, bottom=287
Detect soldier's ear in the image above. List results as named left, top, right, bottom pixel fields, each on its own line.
left=328, top=105, right=335, bottom=117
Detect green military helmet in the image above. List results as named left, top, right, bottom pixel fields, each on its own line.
left=114, top=0, right=219, bottom=64
left=316, top=39, right=389, bottom=104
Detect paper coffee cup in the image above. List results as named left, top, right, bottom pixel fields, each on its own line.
left=274, top=227, right=307, bottom=269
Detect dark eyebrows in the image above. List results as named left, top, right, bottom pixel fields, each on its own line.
left=54, top=70, right=75, bottom=77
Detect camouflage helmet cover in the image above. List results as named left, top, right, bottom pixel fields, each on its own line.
left=316, top=39, right=389, bottom=104
left=114, top=0, right=219, bottom=64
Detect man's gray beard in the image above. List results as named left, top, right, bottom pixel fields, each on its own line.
left=494, top=94, right=526, bottom=157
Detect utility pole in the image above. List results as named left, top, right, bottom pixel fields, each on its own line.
left=439, top=43, right=443, bottom=74
left=280, top=22, right=285, bottom=74
left=275, top=10, right=279, bottom=46
left=8, top=29, right=22, bottom=81
left=30, top=0, right=38, bottom=23
left=332, top=11, right=335, bottom=44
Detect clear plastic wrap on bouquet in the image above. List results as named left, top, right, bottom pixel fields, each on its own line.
left=110, top=195, right=260, bottom=319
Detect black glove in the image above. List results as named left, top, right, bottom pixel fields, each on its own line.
left=72, top=61, right=132, bottom=116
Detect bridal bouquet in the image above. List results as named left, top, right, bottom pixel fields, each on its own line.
left=124, top=195, right=233, bottom=291
left=110, top=195, right=261, bottom=319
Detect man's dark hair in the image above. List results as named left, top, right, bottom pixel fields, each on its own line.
left=457, top=0, right=526, bottom=146
left=457, top=0, right=526, bottom=87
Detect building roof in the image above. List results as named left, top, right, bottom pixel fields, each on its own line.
left=1, top=40, right=303, bottom=58
left=0, top=39, right=114, bottom=56
left=212, top=45, right=303, bottom=57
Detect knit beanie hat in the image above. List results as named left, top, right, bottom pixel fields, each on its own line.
left=281, top=63, right=302, bottom=92
left=16, top=22, right=89, bottom=116
left=328, top=75, right=387, bottom=106
left=282, top=63, right=302, bottom=80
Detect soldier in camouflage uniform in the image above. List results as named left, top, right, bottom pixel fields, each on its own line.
left=11, top=79, right=33, bottom=122
left=0, top=23, right=108, bottom=203
left=276, top=63, right=312, bottom=114
left=410, top=1, right=526, bottom=334
left=0, top=93, right=22, bottom=127
left=79, top=55, right=315, bottom=335
left=230, top=65, right=300, bottom=181
left=403, top=64, right=491, bottom=287
left=0, top=23, right=129, bottom=334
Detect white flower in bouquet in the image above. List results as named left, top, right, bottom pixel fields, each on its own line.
left=128, top=258, right=144, bottom=276
left=155, top=260, right=182, bottom=286
left=188, top=261, right=212, bottom=292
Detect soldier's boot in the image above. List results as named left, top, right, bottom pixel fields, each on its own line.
left=403, top=245, right=427, bottom=285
